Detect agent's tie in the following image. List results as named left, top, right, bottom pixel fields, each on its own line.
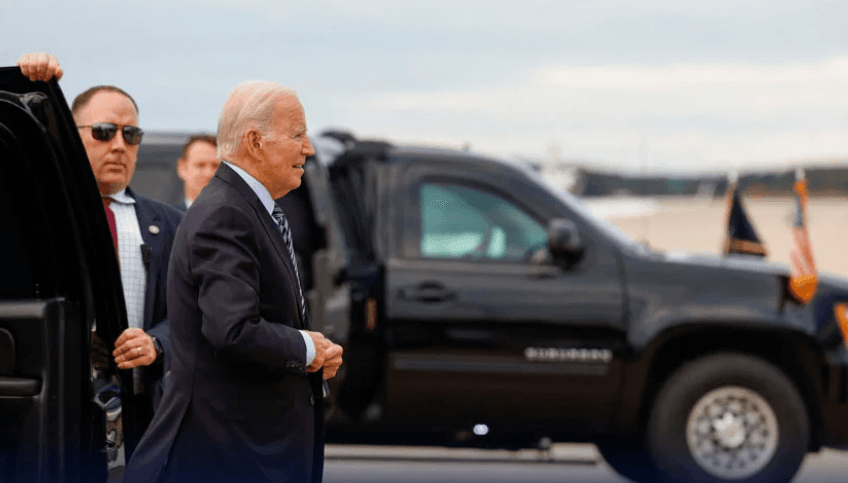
left=102, top=197, right=118, bottom=254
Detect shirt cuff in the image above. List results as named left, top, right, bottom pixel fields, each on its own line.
left=300, top=330, right=316, bottom=366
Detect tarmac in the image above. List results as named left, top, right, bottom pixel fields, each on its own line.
left=324, top=443, right=600, bottom=465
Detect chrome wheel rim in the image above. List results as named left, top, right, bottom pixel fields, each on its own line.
left=686, top=386, right=779, bottom=480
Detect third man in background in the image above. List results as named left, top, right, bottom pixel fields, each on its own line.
left=176, top=134, right=220, bottom=210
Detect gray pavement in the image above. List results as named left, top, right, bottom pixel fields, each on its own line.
left=324, top=444, right=848, bottom=483
left=325, top=443, right=600, bottom=465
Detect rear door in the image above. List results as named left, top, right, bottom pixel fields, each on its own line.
left=382, top=156, right=628, bottom=437
left=298, top=151, right=351, bottom=342
left=0, top=69, right=131, bottom=482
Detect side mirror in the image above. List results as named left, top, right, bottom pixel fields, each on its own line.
left=547, top=218, right=583, bottom=262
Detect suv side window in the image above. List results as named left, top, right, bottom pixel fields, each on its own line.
left=419, top=182, right=547, bottom=261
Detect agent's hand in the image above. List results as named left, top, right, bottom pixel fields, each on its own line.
left=17, top=52, right=63, bottom=82
left=113, top=328, right=157, bottom=369
left=305, top=331, right=343, bottom=379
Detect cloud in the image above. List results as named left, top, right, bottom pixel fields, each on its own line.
left=176, top=0, right=820, bottom=29
left=342, top=57, right=848, bottom=172
left=3, top=0, right=846, bottom=174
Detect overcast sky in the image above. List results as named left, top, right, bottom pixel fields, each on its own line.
left=2, top=0, right=846, bottom=173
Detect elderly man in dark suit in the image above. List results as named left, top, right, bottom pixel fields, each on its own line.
left=124, top=81, right=343, bottom=483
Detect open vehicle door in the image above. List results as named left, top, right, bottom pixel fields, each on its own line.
left=301, top=140, right=352, bottom=343
left=0, top=68, right=136, bottom=482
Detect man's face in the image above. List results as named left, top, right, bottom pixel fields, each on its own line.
left=75, top=91, right=140, bottom=195
left=256, top=95, right=315, bottom=198
left=177, top=141, right=220, bottom=202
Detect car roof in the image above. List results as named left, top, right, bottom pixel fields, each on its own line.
left=132, top=130, right=525, bottom=207
left=313, top=133, right=520, bottom=171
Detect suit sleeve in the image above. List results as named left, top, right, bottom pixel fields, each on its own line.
left=146, top=322, right=170, bottom=366
left=190, top=204, right=307, bottom=373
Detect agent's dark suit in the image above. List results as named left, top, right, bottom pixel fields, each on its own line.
left=125, top=188, right=182, bottom=399
left=124, top=164, right=324, bottom=483
left=110, top=188, right=182, bottom=438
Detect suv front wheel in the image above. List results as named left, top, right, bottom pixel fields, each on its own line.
left=647, top=353, right=809, bottom=483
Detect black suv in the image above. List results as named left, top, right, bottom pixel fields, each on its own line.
left=5, top=68, right=848, bottom=483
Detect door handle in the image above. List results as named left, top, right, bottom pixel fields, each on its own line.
left=0, top=376, right=41, bottom=397
left=529, top=266, right=559, bottom=279
left=399, top=284, right=456, bottom=303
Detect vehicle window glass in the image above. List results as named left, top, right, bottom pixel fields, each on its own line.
left=133, top=142, right=185, bottom=206
left=419, top=183, right=547, bottom=261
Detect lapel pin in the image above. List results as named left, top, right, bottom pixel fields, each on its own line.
left=148, top=225, right=161, bottom=235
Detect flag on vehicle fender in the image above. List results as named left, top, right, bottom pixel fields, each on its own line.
left=833, top=303, right=848, bottom=350
left=722, top=179, right=767, bottom=257
left=788, top=170, right=817, bottom=304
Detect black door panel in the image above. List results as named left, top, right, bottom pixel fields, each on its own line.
left=383, top=161, right=627, bottom=436
left=0, top=299, right=84, bottom=482
left=0, top=328, right=17, bottom=376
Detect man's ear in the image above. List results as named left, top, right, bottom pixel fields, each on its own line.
left=176, top=158, right=187, bottom=181
left=245, top=129, right=264, bottom=159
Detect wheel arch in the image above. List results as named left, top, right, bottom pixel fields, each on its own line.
left=621, top=324, right=826, bottom=451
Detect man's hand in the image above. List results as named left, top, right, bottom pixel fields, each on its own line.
left=305, top=331, right=343, bottom=379
left=113, top=328, right=157, bottom=369
left=17, top=52, right=63, bottom=82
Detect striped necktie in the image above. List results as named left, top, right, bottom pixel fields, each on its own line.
left=271, top=204, right=308, bottom=326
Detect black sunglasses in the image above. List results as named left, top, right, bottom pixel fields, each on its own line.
left=77, top=123, right=144, bottom=146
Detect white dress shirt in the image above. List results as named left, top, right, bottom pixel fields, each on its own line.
left=105, top=188, right=147, bottom=392
left=223, top=161, right=316, bottom=365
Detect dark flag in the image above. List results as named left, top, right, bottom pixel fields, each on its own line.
left=788, top=171, right=817, bottom=304
left=722, top=181, right=767, bottom=257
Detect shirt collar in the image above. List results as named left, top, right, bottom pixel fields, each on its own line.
left=223, top=161, right=274, bottom=215
left=105, top=188, right=135, bottom=205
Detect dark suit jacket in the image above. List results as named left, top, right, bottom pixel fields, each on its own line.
left=124, top=164, right=325, bottom=483
left=125, top=187, right=183, bottom=412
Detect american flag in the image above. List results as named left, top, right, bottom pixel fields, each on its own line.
left=788, top=170, right=817, bottom=304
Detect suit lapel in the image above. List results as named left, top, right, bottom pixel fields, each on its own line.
left=127, top=187, right=160, bottom=331
left=215, top=165, right=306, bottom=328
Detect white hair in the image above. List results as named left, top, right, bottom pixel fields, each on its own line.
left=216, top=80, right=298, bottom=159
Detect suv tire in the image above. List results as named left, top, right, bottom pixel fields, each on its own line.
left=647, top=353, right=808, bottom=483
